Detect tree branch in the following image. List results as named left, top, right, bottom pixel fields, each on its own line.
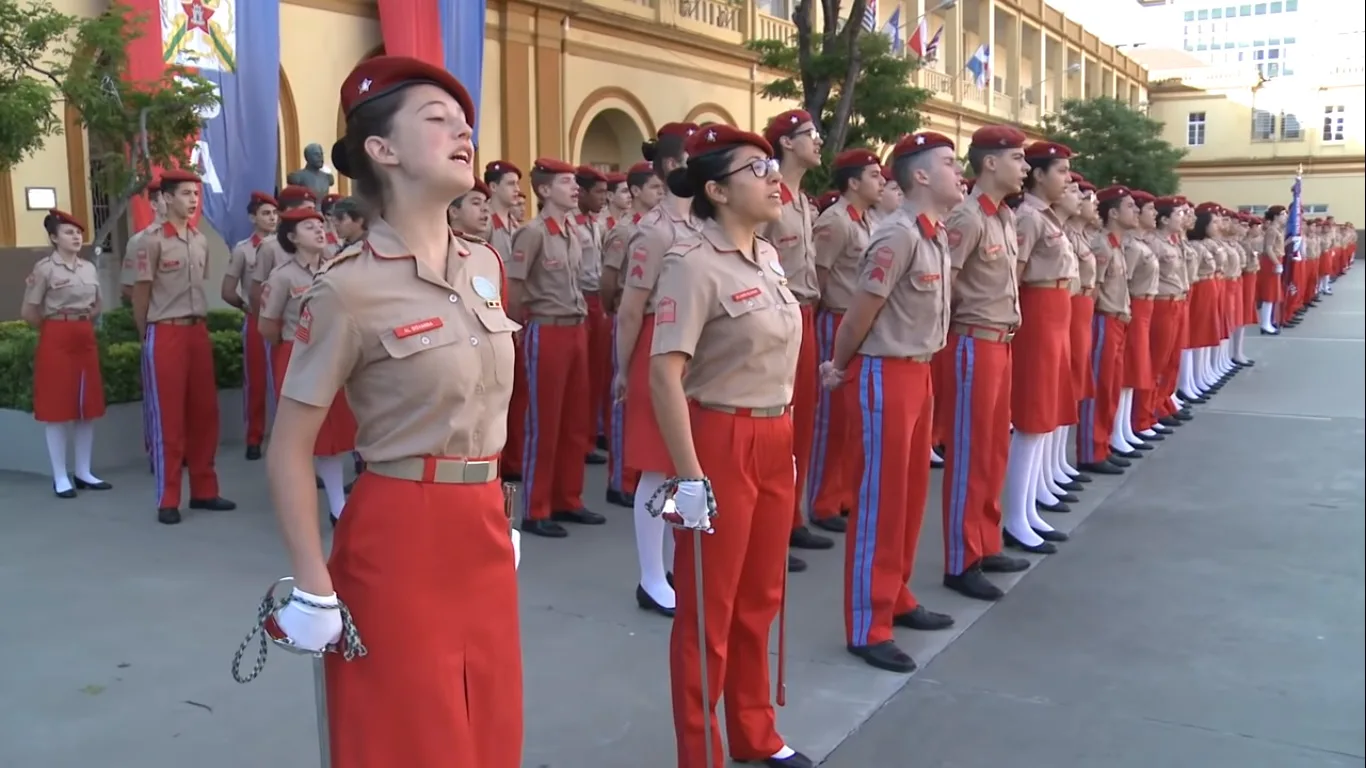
left=794, top=0, right=817, bottom=118
left=825, top=0, right=867, bottom=154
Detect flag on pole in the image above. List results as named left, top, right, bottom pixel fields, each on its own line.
left=378, top=1, right=486, bottom=142
left=862, top=0, right=879, bottom=32
left=924, top=25, right=944, bottom=62
left=1286, top=172, right=1304, bottom=262
left=439, top=2, right=485, bottom=143
left=909, top=22, right=944, bottom=62
left=120, top=0, right=165, bottom=233
left=966, top=44, right=992, bottom=87
left=882, top=8, right=903, bottom=55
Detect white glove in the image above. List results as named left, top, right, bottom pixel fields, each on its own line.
left=818, top=360, right=845, bottom=390
left=511, top=529, right=522, bottom=570
left=1275, top=264, right=1283, bottom=274
left=273, top=588, right=343, bottom=653
left=661, top=480, right=713, bottom=532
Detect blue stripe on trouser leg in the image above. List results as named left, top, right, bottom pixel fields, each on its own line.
left=807, top=311, right=836, bottom=519
left=520, top=323, right=541, bottom=519
left=851, top=358, right=885, bottom=646
left=143, top=326, right=167, bottom=505
left=947, top=336, right=975, bottom=575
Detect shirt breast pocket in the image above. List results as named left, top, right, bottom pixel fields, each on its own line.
left=472, top=307, right=520, bottom=384
left=720, top=286, right=775, bottom=319
left=158, top=258, right=184, bottom=274
left=907, top=270, right=943, bottom=292
left=378, top=323, right=462, bottom=365
left=980, top=241, right=1007, bottom=263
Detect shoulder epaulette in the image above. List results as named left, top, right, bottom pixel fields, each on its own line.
left=667, top=235, right=707, bottom=259
left=319, top=241, right=365, bottom=275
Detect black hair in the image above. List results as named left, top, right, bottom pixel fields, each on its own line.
left=320, top=197, right=338, bottom=216
left=246, top=198, right=276, bottom=216
left=627, top=166, right=654, bottom=191
left=668, top=146, right=745, bottom=220
left=529, top=169, right=559, bottom=201
left=833, top=165, right=864, bottom=194
left=1023, top=156, right=1065, bottom=192
left=1005, top=193, right=1024, bottom=210
left=1098, top=196, right=1127, bottom=227
left=1189, top=211, right=1213, bottom=240
left=161, top=180, right=193, bottom=197
left=277, top=217, right=302, bottom=255
left=642, top=134, right=687, bottom=182
left=1155, top=203, right=1179, bottom=229
left=332, top=196, right=365, bottom=221
left=451, top=187, right=487, bottom=209
left=332, top=89, right=406, bottom=205
left=43, top=214, right=76, bottom=238
left=484, top=166, right=518, bottom=186
left=576, top=171, right=607, bottom=191
left=966, top=146, right=1011, bottom=175
left=1265, top=205, right=1287, bottom=221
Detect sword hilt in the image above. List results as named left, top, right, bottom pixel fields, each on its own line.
left=502, top=482, right=517, bottom=530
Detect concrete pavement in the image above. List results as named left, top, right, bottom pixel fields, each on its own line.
left=1, top=270, right=1361, bottom=768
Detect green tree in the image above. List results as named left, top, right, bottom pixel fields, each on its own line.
left=0, top=0, right=218, bottom=248
left=747, top=0, right=933, bottom=194
left=1042, top=97, right=1186, bottom=195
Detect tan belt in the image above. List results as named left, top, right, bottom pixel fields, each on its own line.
left=695, top=403, right=789, bottom=418
left=949, top=323, right=1015, bottom=343
left=44, top=312, right=92, bottom=321
left=1134, top=293, right=1157, bottom=300
left=1098, top=310, right=1131, bottom=324
left=366, top=456, right=500, bottom=484
left=1079, top=287, right=1096, bottom=297
left=154, top=316, right=206, bottom=326
left=527, top=315, right=584, bottom=327
left=1154, top=294, right=1182, bottom=301
left=1023, top=278, right=1071, bottom=289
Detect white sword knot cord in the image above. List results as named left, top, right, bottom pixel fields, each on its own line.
left=231, top=577, right=369, bottom=684
left=643, top=476, right=719, bottom=526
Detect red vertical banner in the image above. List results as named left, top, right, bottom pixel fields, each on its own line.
left=377, top=0, right=445, bottom=65
left=122, top=0, right=166, bottom=231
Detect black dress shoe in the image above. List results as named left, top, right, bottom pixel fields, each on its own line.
left=1106, top=454, right=1132, bottom=467
left=315, top=475, right=325, bottom=489
left=501, top=471, right=522, bottom=484
left=522, top=518, right=568, bottom=538
left=1153, top=424, right=1175, bottom=434
left=583, top=452, right=607, bottom=466
left=189, top=497, right=237, bottom=511
left=1178, top=391, right=1208, bottom=404
left=981, top=553, right=1030, bottom=573
left=741, top=751, right=815, bottom=768
left=595, top=435, right=609, bottom=452
left=848, top=641, right=918, bottom=673
left=54, top=482, right=77, bottom=499
left=1078, top=460, right=1123, bottom=475
left=1072, top=472, right=1094, bottom=484
left=605, top=488, right=634, bottom=508
left=635, top=585, right=675, bottom=618
left=551, top=507, right=606, bottom=525
left=1159, top=416, right=1182, bottom=428
left=790, top=526, right=834, bottom=550
left=943, top=568, right=1005, bottom=601
left=329, top=514, right=338, bottom=530
left=1058, top=480, right=1084, bottom=492
left=894, top=605, right=955, bottom=631
left=929, top=454, right=944, bottom=469
left=1140, top=432, right=1165, bottom=441
left=1053, top=492, right=1080, bottom=504
left=157, top=507, right=182, bottom=525
left=245, top=444, right=262, bottom=461
left=1004, top=530, right=1058, bottom=554
left=1110, top=448, right=1142, bottom=459
left=1034, top=527, right=1069, bottom=542
left=787, top=554, right=807, bottom=573
left=811, top=515, right=847, bottom=533
left=1260, top=328, right=1280, bottom=336
left=1176, top=410, right=1195, bottom=421
left=1236, top=359, right=1255, bottom=367
left=73, top=477, right=113, bottom=491
left=1132, top=442, right=1155, bottom=451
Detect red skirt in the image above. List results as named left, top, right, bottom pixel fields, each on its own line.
left=1256, top=256, right=1282, bottom=305
left=1221, top=278, right=1237, bottom=339
left=33, top=318, right=106, bottom=423
left=1188, top=280, right=1221, bottom=348
left=1241, top=273, right=1257, bottom=326
left=273, top=341, right=358, bottom=456
left=1123, top=297, right=1155, bottom=389
left=1069, top=294, right=1095, bottom=401
left=1011, top=285, right=1071, bottom=434
left=624, top=317, right=674, bottom=474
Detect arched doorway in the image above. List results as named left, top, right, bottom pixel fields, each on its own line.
left=579, top=109, right=647, bottom=173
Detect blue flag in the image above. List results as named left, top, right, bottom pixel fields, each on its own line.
left=1286, top=174, right=1303, bottom=261
left=439, top=1, right=486, bottom=144
left=165, top=1, right=280, bottom=247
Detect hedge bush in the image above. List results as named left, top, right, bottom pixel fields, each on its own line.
left=0, top=307, right=246, bottom=411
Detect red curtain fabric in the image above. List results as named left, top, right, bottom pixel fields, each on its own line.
left=377, top=0, right=445, bottom=65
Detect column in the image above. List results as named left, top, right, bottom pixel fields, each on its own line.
left=985, top=0, right=997, bottom=111
left=1005, top=12, right=1021, bottom=119
left=946, top=0, right=962, bottom=101
left=1033, top=29, right=1046, bottom=109
left=500, top=2, right=535, bottom=188
left=533, top=8, right=565, bottom=160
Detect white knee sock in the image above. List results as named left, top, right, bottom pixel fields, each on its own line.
left=1046, top=430, right=1069, bottom=484
left=1035, top=455, right=1061, bottom=504
left=634, top=471, right=675, bottom=607
left=1119, top=389, right=1144, bottom=446
left=1040, top=435, right=1067, bottom=496
left=1110, top=394, right=1132, bottom=452
left=1025, top=483, right=1058, bottom=532
left=1179, top=350, right=1196, bottom=394
left=1258, top=302, right=1275, bottom=332
left=72, top=420, right=102, bottom=484
left=314, top=454, right=347, bottom=520
left=1004, top=432, right=1046, bottom=546
left=46, top=423, right=72, bottom=493
left=1057, top=426, right=1080, bottom=477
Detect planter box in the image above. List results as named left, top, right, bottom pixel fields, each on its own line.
left=0, top=389, right=245, bottom=476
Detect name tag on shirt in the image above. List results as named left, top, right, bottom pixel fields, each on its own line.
left=394, top=318, right=444, bottom=339
left=290, top=286, right=309, bottom=297
left=731, top=287, right=762, bottom=302
left=985, top=244, right=1004, bottom=256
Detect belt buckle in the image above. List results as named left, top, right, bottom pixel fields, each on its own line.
left=1003, top=331, right=1016, bottom=343
left=462, top=460, right=492, bottom=483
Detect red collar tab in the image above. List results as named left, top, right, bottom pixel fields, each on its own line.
left=544, top=215, right=565, bottom=237
left=846, top=204, right=862, bottom=224
left=916, top=214, right=939, bottom=240
left=976, top=194, right=1000, bottom=217
left=1107, top=232, right=1122, bottom=249
left=250, top=233, right=263, bottom=247
left=779, top=183, right=795, bottom=205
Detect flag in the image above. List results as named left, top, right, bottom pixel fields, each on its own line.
left=924, top=25, right=944, bottom=62
left=121, top=0, right=165, bottom=233
left=439, top=2, right=486, bottom=143
left=966, top=44, right=991, bottom=88
left=862, top=0, right=878, bottom=32
left=1286, top=173, right=1304, bottom=262
left=882, top=8, right=903, bottom=55
left=164, top=0, right=281, bottom=247
left=378, top=1, right=485, bottom=142
left=907, top=15, right=929, bottom=58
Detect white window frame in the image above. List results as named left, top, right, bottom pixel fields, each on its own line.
left=1322, top=105, right=1346, bottom=142
left=1187, top=111, right=1207, bottom=146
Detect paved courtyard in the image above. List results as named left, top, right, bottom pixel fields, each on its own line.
left=2, top=270, right=1362, bottom=768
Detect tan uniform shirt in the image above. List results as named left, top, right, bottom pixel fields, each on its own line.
left=1089, top=231, right=1130, bottom=317
left=260, top=255, right=321, bottom=339
left=506, top=210, right=587, bottom=320
left=1241, top=238, right=1260, bottom=273
left=651, top=220, right=802, bottom=408
left=281, top=219, right=520, bottom=462
left=602, top=212, right=644, bottom=275
left=945, top=191, right=1021, bottom=329
left=1066, top=225, right=1096, bottom=291
left=760, top=183, right=820, bottom=304
left=812, top=201, right=872, bottom=313
left=226, top=233, right=266, bottom=306
left=1017, top=193, right=1076, bottom=284
left=570, top=212, right=604, bottom=294
left=1263, top=229, right=1285, bottom=265
left=488, top=211, right=517, bottom=262
left=121, top=222, right=160, bottom=292
left=1191, top=239, right=1218, bottom=279
left=625, top=200, right=703, bottom=314
left=25, top=254, right=101, bottom=316
left=134, top=222, right=211, bottom=322
left=1150, top=232, right=1187, bottom=296
left=1123, top=232, right=1160, bottom=297
left=857, top=208, right=952, bottom=359
left=251, top=235, right=285, bottom=285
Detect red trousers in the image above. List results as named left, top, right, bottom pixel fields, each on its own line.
left=808, top=309, right=854, bottom=521
left=607, top=316, right=639, bottom=494
left=142, top=321, right=220, bottom=508
left=1140, top=297, right=1184, bottom=432
left=938, top=331, right=1011, bottom=576
left=930, top=347, right=953, bottom=447
left=326, top=471, right=522, bottom=768
left=791, top=305, right=818, bottom=531
left=504, top=342, right=527, bottom=475
left=1076, top=314, right=1126, bottom=465
left=520, top=321, right=590, bottom=520
left=844, top=356, right=932, bottom=647
left=671, top=405, right=791, bottom=767
left=585, top=294, right=613, bottom=443
left=242, top=313, right=270, bottom=446
left=33, top=318, right=105, bottom=423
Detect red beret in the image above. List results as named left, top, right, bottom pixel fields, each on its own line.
left=159, top=168, right=201, bottom=184
left=658, top=122, right=700, bottom=140
left=1024, top=141, right=1073, bottom=160
left=1095, top=185, right=1132, bottom=203
left=250, top=191, right=279, bottom=207
left=833, top=148, right=880, bottom=170
left=1154, top=196, right=1182, bottom=208
left=46, top=208, right=84, bottom=232
left=1130, top=190, right=1155, bottom=206
left=1194, top=202, right=1219, bottom=215
left=340, top=55, right=475, bottom=126
left=764, top=109, right=814, bottom=143
left=485, top=160, right=522, bottom=177
left=470, top=179, right=492, bottom=199
left=685, top=124, right=774, bottom=158
left=323, top=193, right=342, bottom=205
left=891, top=132, right=955, bottom=160
left=280, top=208, right=324, bottom=225
left=880, top=165, right=895, bottom=182
left=279, top=185, right=316, bottom=204
left=1078, top=180, right=1096, bottom=193
left=606, top=172, right=627, bottom=185
left=532, top=157, right=577, bottom=175
left=627, top=161, right=654, bottom=176
left=576, top=165, right=608, bottom=183
left=816, top=190, right=841, bottom=212
left=1068, top=171, right=1086, bottom=184
left=146, top=179, right=161, bottom=193
left=970, top=125, right=1028, bottom=150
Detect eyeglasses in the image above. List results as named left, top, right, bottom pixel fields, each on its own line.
left=719, top=157, right=780, bottom=181
left=792, top=128, right=821, bottom=142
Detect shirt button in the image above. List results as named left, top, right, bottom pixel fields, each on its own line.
left=449, top=294, right=459, bottom=303
left=421, top=336, right=431, bottom=345
left=470, top=337, right=479, bottom=346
